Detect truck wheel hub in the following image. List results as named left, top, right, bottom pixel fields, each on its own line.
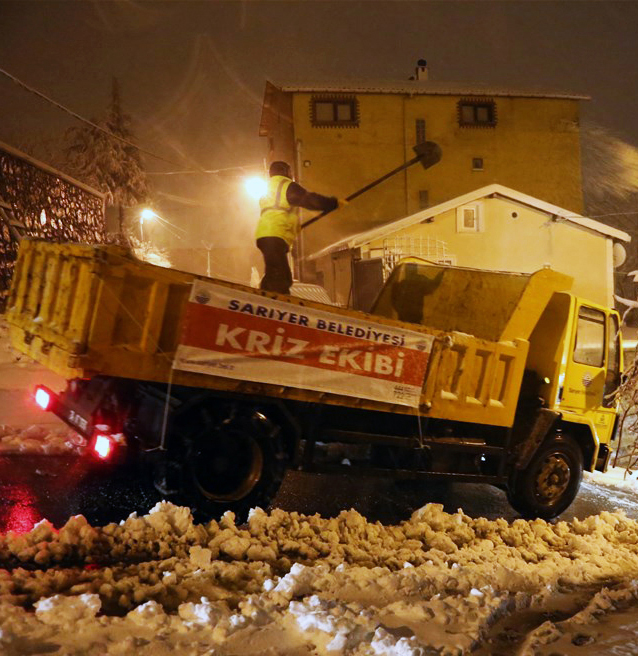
left=192, top=428, right=263, bottom=502
left=535, top=454, right=570, bottom=502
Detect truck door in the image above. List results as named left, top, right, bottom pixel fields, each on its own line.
left=561, top=305, right=619, bottom=443
left=352, top=258, right=384, bottom=312
left=599, top=313, right=622, bottom=443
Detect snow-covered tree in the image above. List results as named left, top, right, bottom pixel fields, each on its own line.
left=582, top=124, right=638, bottom=203
left=65, top=78, right=150, bottom=235
left=581, top=123, right=638, bottom=307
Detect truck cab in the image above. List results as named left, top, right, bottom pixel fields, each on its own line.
left=528, top=292, right=622, bottom=472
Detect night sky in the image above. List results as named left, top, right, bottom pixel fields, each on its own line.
left=2, top=1, right=638, bottom=255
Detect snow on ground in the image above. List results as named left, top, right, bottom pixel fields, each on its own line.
left=5, top=320, right=638, bottom=653
left=0, top=318, right=83, bottom=454
left=0, top=423, right=86, bottom=454
left=3, top=498, right=638, bottom=654
left=585, top=466, right=638, bottom=494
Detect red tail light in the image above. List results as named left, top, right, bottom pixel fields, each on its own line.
left=34, top=386, right=53, bottom=411
left=93, top=434, right=114, bottom=460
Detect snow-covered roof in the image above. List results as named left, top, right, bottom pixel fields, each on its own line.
left=269, top=79, right=590, bottom=101
left=308, top=184, right=631, bottom=260
left=0, top=141, right=105, bottom=199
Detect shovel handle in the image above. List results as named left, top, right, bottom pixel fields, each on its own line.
left=301, top=153, right=423, bottom=230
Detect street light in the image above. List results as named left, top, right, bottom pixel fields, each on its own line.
left=244, top=176, right=267, bottom=200
left=140, top=208, right=155, bottom=241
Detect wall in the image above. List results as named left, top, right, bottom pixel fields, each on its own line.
left=357, top=196, right=612, bottom=306
left=259, top=83, right=295, bottom=167
left=0, top=145, right=106, bottom=310
left=286, top=92, right=583, bottom=260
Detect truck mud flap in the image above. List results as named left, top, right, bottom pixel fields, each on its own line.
left=512, top=408, right=561, bottom=470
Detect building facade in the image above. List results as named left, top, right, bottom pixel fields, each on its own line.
left=260, top=66, right=588, bottom=272
left=310, top=184, right=630, bottom=310
left=0, top=142, right=106, bottom=310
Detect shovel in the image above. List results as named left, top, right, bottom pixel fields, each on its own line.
left=300, top=140, right=442, bottom=230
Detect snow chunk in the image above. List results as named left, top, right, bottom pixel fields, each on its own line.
left=128, top=600, right=167, bottom=627
left=371, top=627, right=424, bottom=655
left=189, top=545, right=212, bottom=568
left=35, top=593, right=101, bottom=626
left=146, top=502, right=194, bottom=535
left=178, top=596, right=223, bottom=626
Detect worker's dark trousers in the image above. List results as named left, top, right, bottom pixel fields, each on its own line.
left=257, top=236, right=293, bottom=295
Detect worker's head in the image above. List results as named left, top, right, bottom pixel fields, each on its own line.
left=269, top=161, right=292, bottom=179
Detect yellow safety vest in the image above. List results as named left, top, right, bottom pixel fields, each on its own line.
left=256, top=175, right=297, bottom=246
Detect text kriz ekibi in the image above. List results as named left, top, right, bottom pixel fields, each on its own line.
left=219, top=300, right=409, bottom=378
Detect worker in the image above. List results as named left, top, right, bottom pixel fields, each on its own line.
left=256, top=161, right=344, bottom=295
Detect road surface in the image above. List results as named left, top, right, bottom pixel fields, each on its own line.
left=0, top=452, right=635, bottom=532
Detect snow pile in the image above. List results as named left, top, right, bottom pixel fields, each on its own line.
left=0, top=317, right=81, bottom=453
left=2, top=502, right=638, bottom=653
left=585, top=466, right=638, bottom=494
left=0, top=423, right=85, bottom=454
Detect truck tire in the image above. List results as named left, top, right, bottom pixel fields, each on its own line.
left=173, top=406, right=287, bottom=522
left=507, top=433, right=583, bottom=520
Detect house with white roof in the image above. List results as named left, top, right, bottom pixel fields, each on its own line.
left=260, top=61, right=589, bottom=271
left=308, top=184, right=630, bottom=310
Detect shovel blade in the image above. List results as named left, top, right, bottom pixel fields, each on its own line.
left=413, top=141, right=442, bottom=169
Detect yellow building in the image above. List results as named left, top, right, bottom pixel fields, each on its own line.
left=309, top=184, right=630, bottom=310
left=259, top=65, right=588, bottom=271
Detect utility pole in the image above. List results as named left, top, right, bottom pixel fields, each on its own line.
left=201, top=241, right=213, bottom=277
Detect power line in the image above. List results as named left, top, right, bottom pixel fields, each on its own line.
left=5, top=67, right=637, bottom=224
left=0, top=66, right=201, bottom=171
left=148, top=165, right=261, bottom=176
left=586, top=211, right=638, bottom=220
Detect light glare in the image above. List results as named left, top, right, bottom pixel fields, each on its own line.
left=140, top=208, right=155, bottom=222
left=35, top=387, right=51, bottom=410
left=94, top=434, right=113, bottom=459
left=244, top=177, right=267, bottom=200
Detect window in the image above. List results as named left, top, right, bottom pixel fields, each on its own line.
left=311, top=96, right=359, bottom=127
left=458, top=100, right=497, bottom=127
left=456, top=203, right=483, bottom=232
left=418, top=190, right=429, bottom=209
left=472, top=157, right=484, bottom=171
left=573, top=306, right=605, bottom=367
left=463, top=209, right=476, bottom=229
left=415, top=118, right=426, bottom=144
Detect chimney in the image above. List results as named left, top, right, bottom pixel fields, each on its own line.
left=415, top=59, right=428, bottom=81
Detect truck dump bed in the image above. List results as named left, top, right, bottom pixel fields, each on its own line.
left=7, top=241, right=571, bottom=427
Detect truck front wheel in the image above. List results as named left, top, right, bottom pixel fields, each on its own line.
left=173, top=406, right=287, bottom=522
left=507, top=434, right=583, bottom=520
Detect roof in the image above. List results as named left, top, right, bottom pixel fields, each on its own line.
left=268, top=79, right=590, bottom=101
left=308, top=184, right=631, bottom=260
left=0, top=141, right=105, bottom=200
left=290, top=282, right=335, bottom=305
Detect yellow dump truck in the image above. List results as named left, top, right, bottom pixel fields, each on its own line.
left=6, top=240, right=623, bottom=520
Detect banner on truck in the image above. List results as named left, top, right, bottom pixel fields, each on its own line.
left=174, top=280, right=433, bottom=408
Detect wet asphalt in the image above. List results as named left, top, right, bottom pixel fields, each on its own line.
left=0, top=452, right=636, bottom=531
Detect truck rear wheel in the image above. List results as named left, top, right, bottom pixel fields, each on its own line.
left=507, top=433, right=583, bottom=520
left=173, top=405, right=287, bottom=522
